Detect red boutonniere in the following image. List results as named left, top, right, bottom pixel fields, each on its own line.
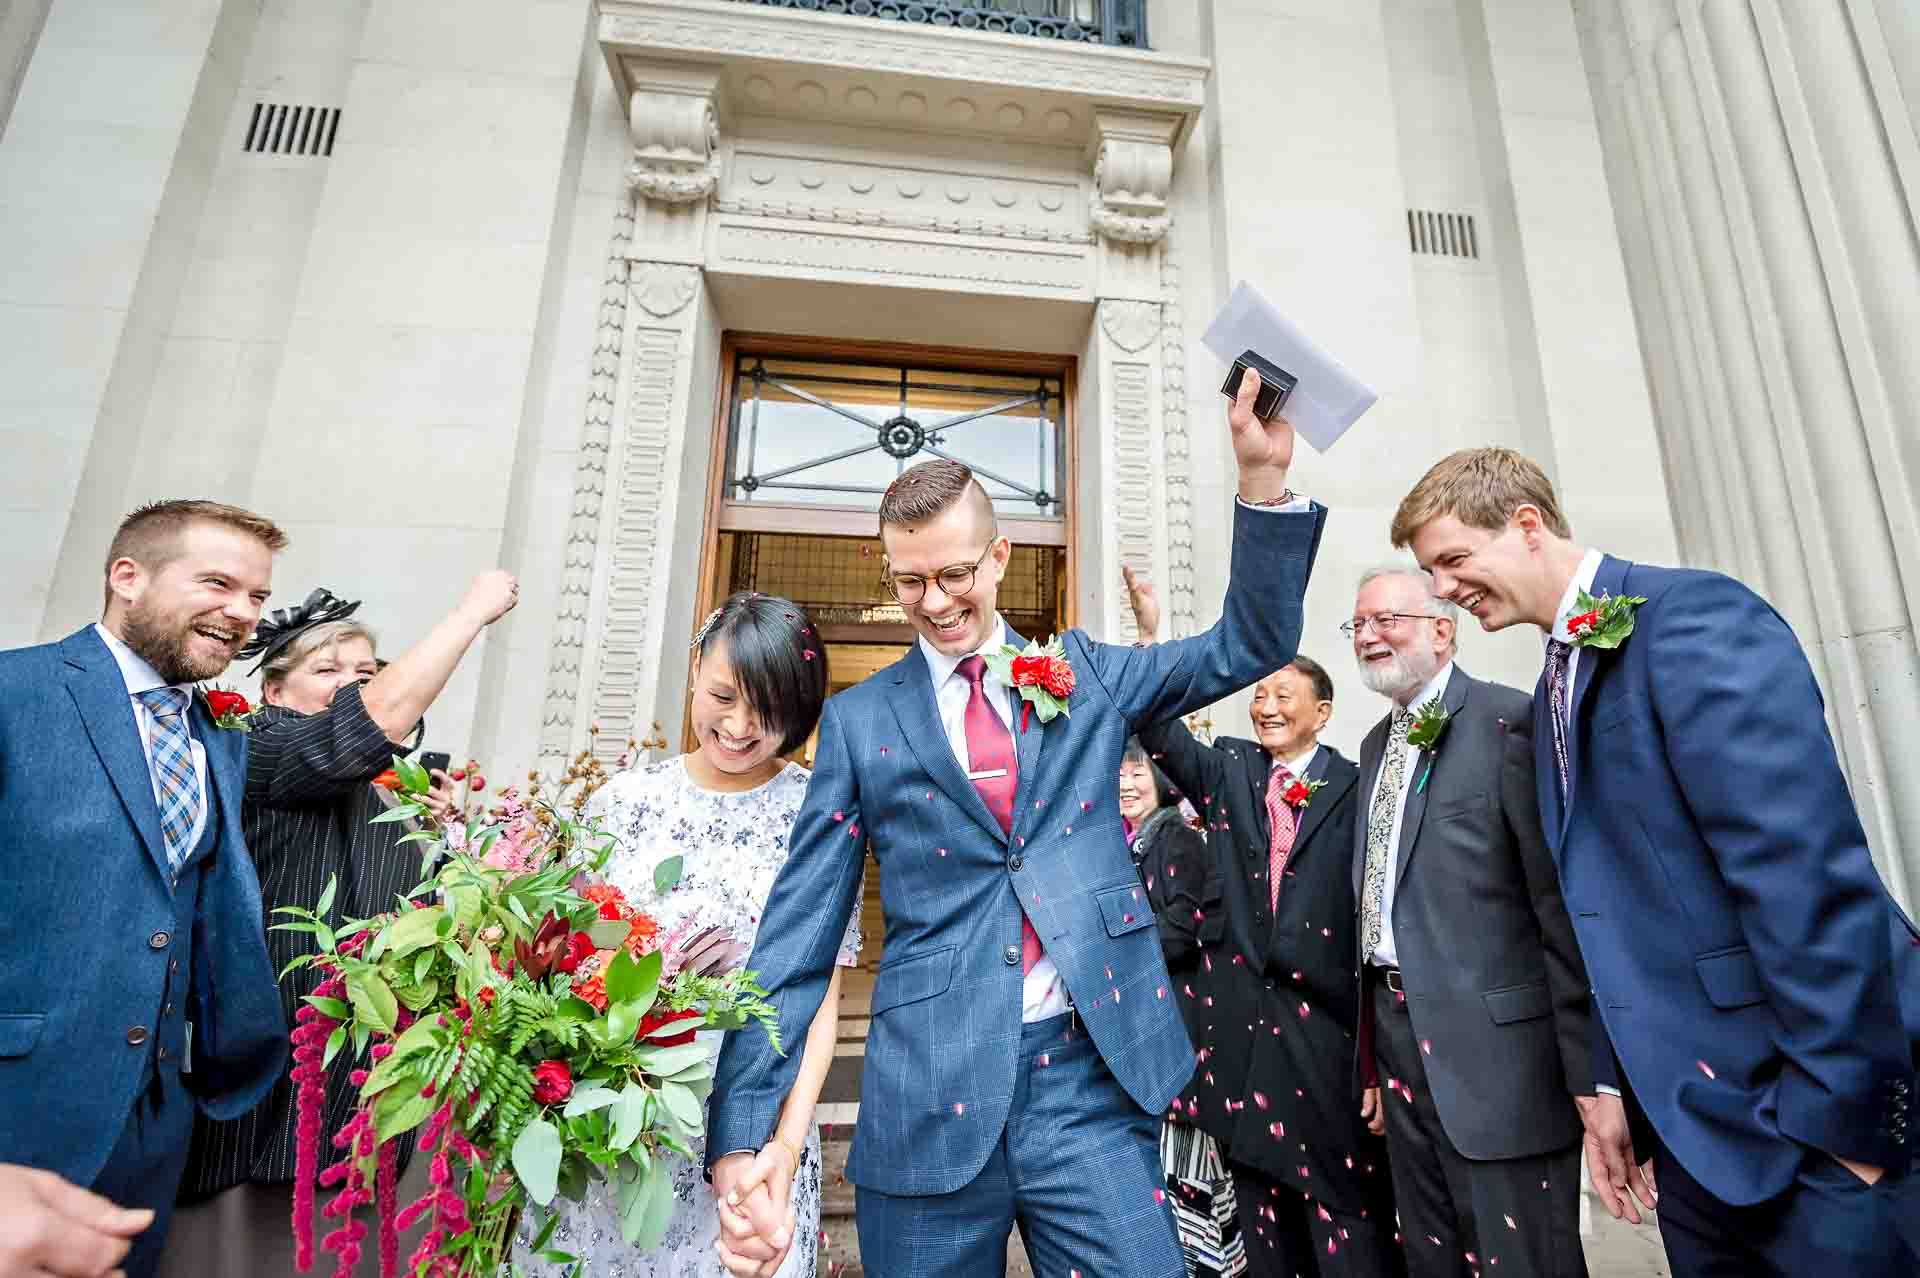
left=1564, top=590, right=1647, bottom=650
left=985, top=636, right=1075, bottom=732
left=1282, top=775, right=1326, bottom=809
left=203, top=687, right=255, bottom=731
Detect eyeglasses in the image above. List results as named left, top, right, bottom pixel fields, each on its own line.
left=885, top=542, right=996, bottom=606
left=1339, top=613, right=1440, bottom=639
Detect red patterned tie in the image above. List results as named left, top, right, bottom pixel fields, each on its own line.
left=957, top=655, right=1041, bottom=972
left=1264, top=763, right=1297, bottom=913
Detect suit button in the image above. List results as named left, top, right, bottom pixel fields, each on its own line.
left=1264, top=979, right=1276, bottom=991
left=157, top=1047, right=169, bottom=1062
left=1009, top=853, right=1025, bottom=872
left=149, top=930, right=170, bottom=950
left=126, top=1027, right=150, bottom=1046
left=162, top=1003, right=173, bottom=1016
left=1003, top=945, right=1021, bottom=966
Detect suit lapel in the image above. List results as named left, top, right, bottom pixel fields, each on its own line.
left=1354, top=718, right=1388, bottom=898
left=195, top=695, right=244, bottom=853
left=890, top=645, right=1007, bottom=845
left=1289, top=746, right=1344, bottom=856
left=61, top=629, right=171, bottom=882
left=1558, top=556, right=1632, bottom=844
left=1393, top=667, right=1473, bottom=891
left=1241, top=741, right=1273, bottom=851
left=1006, top=628, right=1049, bottom=834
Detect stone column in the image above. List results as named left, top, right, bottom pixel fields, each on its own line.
left=541, top=62, right=724, bottom=769
left=1575, top=0, right=1920, bottom=906
left=1084, top=110, right=1184, bottom=646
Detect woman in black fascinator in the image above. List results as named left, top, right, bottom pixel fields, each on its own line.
left=159, top=571, right=522, bottom=1278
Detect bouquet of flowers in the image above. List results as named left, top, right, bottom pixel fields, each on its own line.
left=276, top=746, right=781, bottom=1278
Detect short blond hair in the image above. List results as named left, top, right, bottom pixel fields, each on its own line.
left=1390, top=448, right=1571, bottom=548
left=104, top=499, right=288, bottom=606
left=260, top=619, right=378, bottom=690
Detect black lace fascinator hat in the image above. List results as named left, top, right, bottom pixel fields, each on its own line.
left=239, top=587, right=363, bottom=676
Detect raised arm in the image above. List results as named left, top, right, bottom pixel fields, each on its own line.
left=356, top=571, right=518, bottom=744
left=244, top=682, right=402, bottom=807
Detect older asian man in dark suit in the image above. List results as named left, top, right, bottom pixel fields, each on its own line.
left=1348, top=566, right=1593, bottom=1278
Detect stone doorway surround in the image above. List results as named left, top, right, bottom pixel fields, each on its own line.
left=540, top=0, right=1212, bottom=768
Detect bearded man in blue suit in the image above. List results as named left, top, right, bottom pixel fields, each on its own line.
left=0, top=501, right=291, bottom=1277
left=708, top=374, right=1325, bottom=1276
left=1395, top=448, right=1918, bottom=1278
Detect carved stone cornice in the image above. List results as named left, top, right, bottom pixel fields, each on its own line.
left=595, top=0, right=1208, bottom=150
left=1090, top=109, right=1178, bottom=246
left=624, top=61, right=723, bottom=205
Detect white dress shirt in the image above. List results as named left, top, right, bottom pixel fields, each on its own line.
left=1270, top=743, right=1321, bottom=788
left=1366, top=660, right=1456, bottom=968
left=1547, top=549, right=1607, bottom=718
left=918, top=616, right=1069, bottom=1022
left=96, top=622, right=210, bottom=854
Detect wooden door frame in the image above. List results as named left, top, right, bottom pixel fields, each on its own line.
left=683, top=331, right=1081, bottom=750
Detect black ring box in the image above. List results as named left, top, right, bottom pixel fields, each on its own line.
left=1220, top=349, right=1298, bottom=421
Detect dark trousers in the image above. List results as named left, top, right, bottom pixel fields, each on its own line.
left=1230, top=1160, right=1404, bottom=1278
left=855, top=1014, right=1185, bottom=1278
left=1652, top=1132, right=1917, bottom=1277
left=1370, top=982, right=1585, bottom=1278
left=92, top=1066, right=195, bottom=1278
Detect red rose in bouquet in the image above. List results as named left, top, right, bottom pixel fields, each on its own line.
left=636, top=1007, right=703, bottom=1048
left=531, top=1059, right=573, bottom=1105
left=553, top=931, right=595, bottom=975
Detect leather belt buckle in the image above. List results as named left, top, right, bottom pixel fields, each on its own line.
left=1378, top=966, right=1404, bottom=995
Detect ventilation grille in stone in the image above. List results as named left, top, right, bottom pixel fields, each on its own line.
left=1408, top=209, right=1479, bottom=259
left=242, top=103, right=341, bottom=157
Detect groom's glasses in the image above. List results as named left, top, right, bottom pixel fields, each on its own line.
left=1339, top=613, right=1441, bottom=638
left=885, top=542, right=996, bottom=605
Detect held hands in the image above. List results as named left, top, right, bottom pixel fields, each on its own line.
left=1121, top=565, right=1160, bottom=641
left=0, top=1164, right=151, bottom=1278
left=1575, top=1093, right=1657, bottom=1225
left=1227, top=369, right=1297, bottom=504
left=458, top=570, right=520, bottom=627
left=712, top=1144, right=799, bottom=1277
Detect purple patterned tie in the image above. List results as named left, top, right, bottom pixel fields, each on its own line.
left=1545, top=639, right=1573, bottom=799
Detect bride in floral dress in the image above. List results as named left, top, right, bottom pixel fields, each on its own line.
left=518, top=593, right=860, bottom=1277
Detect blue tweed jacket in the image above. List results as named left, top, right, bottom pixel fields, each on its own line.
left=0, top=627, right=286, bottom=1183
left=710, top=502, right=1327, bottom=1196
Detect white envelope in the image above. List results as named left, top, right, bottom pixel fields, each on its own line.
left=1201, top=282, right=1377, bottom=452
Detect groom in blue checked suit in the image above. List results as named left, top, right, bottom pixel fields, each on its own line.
left=1395, top=449, right=1919, bottom=1278
left=709, top=374, right=1325, bottom=1276
left=0, top=501, right=290, bottom=1278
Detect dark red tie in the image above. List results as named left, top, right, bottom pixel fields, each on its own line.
left=957, top=655, right=1042, bottom=973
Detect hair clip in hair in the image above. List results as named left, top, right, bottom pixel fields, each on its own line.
left=691, top=606, right=725, bottom=649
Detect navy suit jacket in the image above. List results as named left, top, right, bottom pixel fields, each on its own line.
left=1539, top=557, right=1919, bottom=1205
left=710, top=502, right=1327, bottom=1196
left=0, top=628, right=286, bottom=1183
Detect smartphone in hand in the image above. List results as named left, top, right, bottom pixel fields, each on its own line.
left=418, top=750, right=451, bottom=776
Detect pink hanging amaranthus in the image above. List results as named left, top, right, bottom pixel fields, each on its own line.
left=290, top=970, right=345, bottom=1271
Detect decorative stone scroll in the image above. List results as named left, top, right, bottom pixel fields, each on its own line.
left=1089, top=110, right=1178, bottom=246
left=625, top=63, right=724, bottom=205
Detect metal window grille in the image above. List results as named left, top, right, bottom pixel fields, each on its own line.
left=1407, top=209, right=1479, bottom=260
left=242, top=103, right=341, bottom=157
left=720, top=0, right=1147, bottom=48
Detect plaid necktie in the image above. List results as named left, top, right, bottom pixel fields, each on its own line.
left=1359, top=710, right=1413, bottom=958
left=955, top=655, right=1041, bottom=973
left=1545, top=639, right=1573, bottom=799
left=1263, top=763, right=1296, bottom=913
left=136, top=686, right=201, bottom=870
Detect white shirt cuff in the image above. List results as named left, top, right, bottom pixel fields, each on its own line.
left=1595, top=1084, right=1622, bottom=1098
left=1234, top=495, right=1312, bottom=514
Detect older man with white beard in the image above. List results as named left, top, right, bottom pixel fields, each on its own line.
left=1346, top=566, right=1595, bottom=1278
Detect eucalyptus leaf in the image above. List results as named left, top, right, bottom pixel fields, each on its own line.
left=586, top=918, right=632, bottom=950
left=636, top=1042, right=710, bottom=1078
left=657, top=1080, right=704, bottom=1133
left=512, top=1119, right=563, bottom=1207
left=616, top=1158, right=650, bottom=1242
left=652, top=855, right=684, bottom=895
left=632, top=1158, right=675, bottom=1251
left=560, top=1087, right=623, bottom=1118
left=610, top=1083, right=646, bottom=1152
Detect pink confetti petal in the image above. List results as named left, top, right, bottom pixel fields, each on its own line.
left=831, top=810, right=845, bottom=822
left=1505, top=1215, right=1518, bottom=1231
left=1253, top=1091, right=1270, bottom=1110
left=1421, top=1039, right=1433, bottom=1055
left=1697, top=1060, right=1717, bottom=1080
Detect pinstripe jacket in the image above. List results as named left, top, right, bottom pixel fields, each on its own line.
left=178, top=682, right=418, bottom=1199
left=710, top=502, right=1327, bottom=1197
